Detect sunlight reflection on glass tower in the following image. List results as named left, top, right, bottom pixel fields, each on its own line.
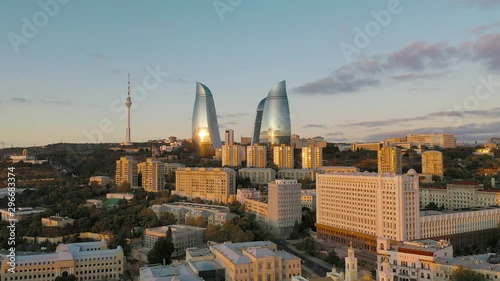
left=255, top=80, right=291, bottom=145
left=192, top=82, right=222, bottom=157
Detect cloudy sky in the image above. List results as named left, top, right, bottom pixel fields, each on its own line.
left=1, top=0, right=500, bottom=147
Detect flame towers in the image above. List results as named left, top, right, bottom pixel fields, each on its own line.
left=251, top=81, right=291, bottom=145
left=192, top=82, right=222, bottom=157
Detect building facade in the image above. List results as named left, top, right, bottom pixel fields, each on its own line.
left=164, top=162, right=186, bottom=177
left=351, top=142, right=383, bottom=151
left=247, top=144, right=268, bottom=168
left=406, top=134, right=456, bottom=149
left=378, top=147, right=402, bottom=174
left=143, top=225, right=205, bottom=256
left=192, top=82, right=222, bottom=157
left=222, top=144, right=243, bottom=167
left=175, top=168, right=236, bottom=204
left=421, top=150, right=444, bottom=178
left=419, top=181, right=500, bottom=209
left=239, top=168, right=276, bottom=185
left=0, top=240, right=124, bottom=281
left=316, top=171, right=420, bottom=251
left=273, top=145, right=294, bottom=169
left=115, top=156, right=138, bottom=187
left=41, top=216, right=74, bottom=228
left=138, top=158, right=165, bottom=192
left=277, top=169, right=315, bottom=181
left=209, top=241, right=302, bottom=281
left=301, top=146, right=323, bottom=169
left=150, top=202, right=238, bottom=226
left=317, top=166, right=360, bottom=174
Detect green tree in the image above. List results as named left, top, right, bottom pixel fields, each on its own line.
left=450, top=266, right=485, bottom=281
left=324, top=249, right=341, bottom=266
left=425, top=202, right=439, bottom=210
left=297, top=237, right=317, bottom=257
left=147, top=228, right=175, bottom=265
left=55, top=273, right=77, bottom=281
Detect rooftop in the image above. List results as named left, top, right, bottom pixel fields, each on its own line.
left=435, top=254, right=500, bottom=271
left=420, top=206, right=500, bottom=217
left=140, top=264, right=202, bottom=281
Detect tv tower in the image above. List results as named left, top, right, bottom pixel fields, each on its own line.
left=125, top=73, right=132, bottom=145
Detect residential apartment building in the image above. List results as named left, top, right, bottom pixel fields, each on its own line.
left=115, top=156, right=138, bottom=187
left=407, top=134, right=456, bottom=149
left=421, top=150, right=444, bottom=178
left=175, top=167, right=236, bottom=204
left=273, top=145, right=294, bottom=169
left=239, top=168, right=276, bottom=185
left=247, top=144, right=267, bottom=168
left=317, top=166, right=360, bottom=174
left=143, top=225, right=205, bottom=256
left=138, top=158, right=165, bottom=192
left=301, top=190, right=316, bottom=211
left=209, top=241, right=302, bottom=281
left=245, top=180, right=302, bottom=237
left=301, top=146, right=323, bottom=169
left=277, top=169, right=315, bottom=181
left=316, top=171, right=420, bottom=251
left=378, top=147, right=402, bottom=174
left=164, top=162, right=186, bottom=177
left=149, top=202, right=238, bottom=226
left=351, top=142, right=383, bottom=151
left=0, top=239, right=124, bottom=281
left=222, top=144, right=243, bottom=167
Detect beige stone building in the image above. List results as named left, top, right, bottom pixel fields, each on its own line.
left=421, top=150, right=444, bottom=178
left=175, top=167, right=236, bottom=204
left=0, top=239, right=124, bottom=281
left=278, top=169, right=315, bottom=181
left=407, top=134, right=456, bottom=149
left=247, top=144, right=267, bottom=168
left=143, top=225, right=205, bottom=256
left=41, top=216, right=74, bottom=228
left=209, top=241, right=302, bottom=281
left=377, top=147, right=402, bottom=174
left=419, top=181, right=500, bottom=209
left=351, top=142, right=382, bottom=151
left=138, top=158, right=165, bottom=192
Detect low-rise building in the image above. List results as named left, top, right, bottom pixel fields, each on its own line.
left=209, top=241, right=302, bottom=281
left=236, top=188, right=261, bottom=205
left=175, top=167, right=236, bottom=204
left=0, top=239, right=124, bottom=281
left=150, top=202, right=237, bottom=226
left=278, top=169, right=315, bottom=181
left=419, top=181, right=500, bottom=209
left=351, top=142, right=382, bottom=151
left=41, top=216, right=74, bottom=227
left=0, top=207, right=46, bottom=221
left=143, top=225, right=205, bottom=256
left=239, top=168, right=276, bottom=185
left=301, top=190, right=316, bottom=211
left=316, top=166, right=360, bottom=174
left=164, top=162, right=186, bottom=177
left=89, top=176, right=112, bottom=186
left=106, top=193, right=134, bottom=201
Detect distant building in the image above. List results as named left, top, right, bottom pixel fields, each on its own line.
left=150, top=202, right=238, bottom=226
left=278, top=169, right=315, bottom=181
left=351, top=142, right=382, bottom=151
left=139, top=263, right=203, bottom=281
left=106, top=193, right=134, bottom=201
left=209, top=241, right=302, bottom=281
left=239, top=168, right=276, bottom=185
left=175, top=167, right=236, bottom=204
left=245, top=179, right=302, bottom=237
left=138, top=158, right=166, bottom=192
left=291, top=136, right=327, bottom=149
left=273, top=144, right=294, bottom=169
left=421, top=150, right=444, bottom=178
left=225, top=129, right=234, bottom=145
left=301, top=190, right=316, bottom=210
left=115, top=156, right=138, bottom=187
left=383, top=137, right=407, bottom=147
left=164, top=162, right=186, bottom=177
left=301, top=146, right=323, bottom=169
left=317, top=166, right=360, bottom=174
left=143, top=225, right=205, bottom=256
left=89, top=176, right=112, bottom=186
left=222, top=144, right=243, bottom=167
left=240, top=136, right=252, bottom=146
left=247, top=144, right=267, bottom=168
left=377, top=147, right=402, bottom=174
left=407, top=134, right=456, bottom=149
left=0, top=207, right=46, bottom=221
left=0, top=239, right=124, bottom=281
left=236, top=188, right=261, bottom=205
left=41, top=216, right=74, bottom=227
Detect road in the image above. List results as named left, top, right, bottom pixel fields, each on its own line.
left=277, top=239, right=332, bottom=277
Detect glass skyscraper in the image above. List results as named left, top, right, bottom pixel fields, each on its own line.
left=192, top=82, right=222, bottom=156
left=252, top=81, right=292, bottom=145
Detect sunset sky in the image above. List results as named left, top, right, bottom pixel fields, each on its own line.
left=1, top=0, right=500, bottom=147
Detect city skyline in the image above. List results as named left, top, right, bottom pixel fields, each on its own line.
left=1, top=1, right=500, bottom=147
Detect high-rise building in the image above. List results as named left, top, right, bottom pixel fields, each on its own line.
left=252, top=81, right=292, bottom=145
left=175, top=167, right=236, bottom=204
left=138, top=158, right=165, bottom=192
left=225, top=129, right=234, bottom=145
left=115, top=156, right=138, bottom=187
left=378, top=147, right=402, bottom=174
left=421, top=150, right=444, bottom=177
left=316, top=171, right=420, bottom=251
left=301, top=146, right=322, bottom=169
left=247, top=144, right=267, bottom=168
left=222, top=144, right=242, bottom=167
left=192, top=82, right=222, bottom=157
left=240, top=136, right=252, bottom=146
left=407, top=134, right=456, bottom=148
left=251, top=98, right=266, bottom=145
left=273, top=144, right=294, bottom=169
